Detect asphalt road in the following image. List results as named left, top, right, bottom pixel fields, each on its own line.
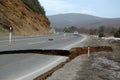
left=0, top=33, right=86, bottom=80
left=0, top=33, right=85, bottom=51
left=0, top=54, right=68, bottom=80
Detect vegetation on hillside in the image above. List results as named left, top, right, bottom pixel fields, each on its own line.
left=21, top=0, right=50, bottom=25
left=64, top=26, right=78, bottom=32
left=98, top=26, right=105, bottom=38
left=114, top=28, right=120, bottom=38
left=0, top=18, right=10, bottom=32
left=57, top=25, right=120, bottom=38
left=21, top=0, right=44, bottom=14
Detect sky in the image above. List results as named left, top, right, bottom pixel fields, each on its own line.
left=39, top=0, right=120, bottom=18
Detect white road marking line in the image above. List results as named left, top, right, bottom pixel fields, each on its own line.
left=63, top=35, right=87, bottom=50
left=16, top=57, right=67, bottom=80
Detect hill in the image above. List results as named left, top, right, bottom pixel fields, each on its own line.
left=48, top=13, right=120, bottom=28
left=0, top=0, right=50, bottom=36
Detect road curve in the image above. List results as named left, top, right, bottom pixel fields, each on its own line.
left=0, top=33, right=86, bottom=80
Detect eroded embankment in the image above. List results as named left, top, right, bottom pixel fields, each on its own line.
left=70, top=46, right=112, bottom=59
left=0, top=46, right=113, bottom=80
left=34, top=46, right=113, bottom=80
left=0, top=46, right=112, bottom=58
left=0, top=46, right=112, bottom=80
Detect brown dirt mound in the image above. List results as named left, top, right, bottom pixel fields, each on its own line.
left=70, top=46, right=112, bottom=59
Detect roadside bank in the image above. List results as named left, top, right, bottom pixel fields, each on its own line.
left=46, top=36, right=120, bottom=80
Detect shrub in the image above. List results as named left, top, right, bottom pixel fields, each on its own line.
left=21, top=0, right=45, bottom=14
left=98, top=32, right=104, bottom=38
left=21, top=0, right=50, bottom=25
left=114, top=28, right=120, bottom=38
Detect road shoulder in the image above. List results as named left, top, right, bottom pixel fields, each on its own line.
left=46, top=36, right=120, bottom=80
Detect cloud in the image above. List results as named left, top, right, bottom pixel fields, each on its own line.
left=39, top=0, right=97, bottom=16
left=39, top=0, right=76, bottom=15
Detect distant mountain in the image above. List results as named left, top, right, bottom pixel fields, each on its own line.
left=48, top=13, right=120, bottom=28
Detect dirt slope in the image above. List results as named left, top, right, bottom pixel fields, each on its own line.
left=0, top=0, right=50, bottom=36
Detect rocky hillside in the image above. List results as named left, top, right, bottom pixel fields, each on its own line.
left=0, top=0, right=50, bottom=36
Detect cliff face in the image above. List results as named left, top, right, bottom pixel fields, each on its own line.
left=0, top=0, right=50, bottom=36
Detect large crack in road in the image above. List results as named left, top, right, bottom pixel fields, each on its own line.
left=0, top=46, right=113, bottom=80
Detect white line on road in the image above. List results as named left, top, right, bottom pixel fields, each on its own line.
left=16, top=57, right=67, bottom=80
left=63, top=35, right=87, bottom=50
left=0, top=34, right=86, bottom=80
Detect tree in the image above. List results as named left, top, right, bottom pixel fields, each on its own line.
left=21, top=0, right=50, bottom=25
left=64, top=27, right=69, bottom=32
left=114, top=28, right=120, bottom=38
left=21, top=0, right=45, bottom=14
left=98, top=25, right=105, bottom=33
left=69, top=26, right=78, bottom=32
left=98, top=32, right=104, bottom=38
left=98, top=25, right=105, bottom=38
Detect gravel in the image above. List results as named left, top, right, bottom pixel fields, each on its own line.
left=46, top=36, right=120, bottom=80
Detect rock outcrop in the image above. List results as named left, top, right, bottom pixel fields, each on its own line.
left=0, top=0, right=50, bottom=36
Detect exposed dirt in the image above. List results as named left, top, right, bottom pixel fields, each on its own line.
left=0, top=45, right=112, bottom=56
left=45, top=37, right=120, bottom=80
left=34, top=36, right=114, bottom=80
left=74, top=40, right=120, bottom=80
left=69, top=46, right=112, bottom=59
left=34, top=45, right=113, bottom=80
left=0, top=36, right=119, bottom=80
left=0, top=0, right=50, bottom=36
